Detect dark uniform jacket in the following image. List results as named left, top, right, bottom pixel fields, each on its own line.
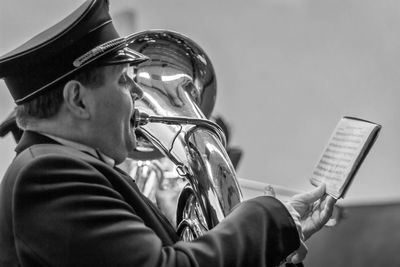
left=0, top=131, right=300, bottom=267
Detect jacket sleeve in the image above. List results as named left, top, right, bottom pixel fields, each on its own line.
left=12, top=153, right=299, bottom=267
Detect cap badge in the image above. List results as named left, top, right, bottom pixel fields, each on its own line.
left=73, top=37, right=126, bottom=67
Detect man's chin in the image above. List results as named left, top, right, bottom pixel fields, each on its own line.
left=126, top=133, right=137, bottom=153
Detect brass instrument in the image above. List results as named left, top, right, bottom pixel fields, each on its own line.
left=126, top=30, right=243, bottom=240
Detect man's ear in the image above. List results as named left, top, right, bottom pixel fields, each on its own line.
left=63, top=80, right=90, bottom=119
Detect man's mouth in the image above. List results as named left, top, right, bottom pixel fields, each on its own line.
left=130, top=109, right=139, bottom=128
left=130, top=108, right=149, bottom=129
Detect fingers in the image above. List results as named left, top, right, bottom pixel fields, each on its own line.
left=286, top=241, right=308, bottom=264
left=303, top=195, right=337, bottom=240
left=292, top=183, right=326, bottom=204
left=263, top=185, right=276, bottom=197
left=320, top=196, right=337, bottom=221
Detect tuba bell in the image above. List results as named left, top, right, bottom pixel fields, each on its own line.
left=126, top=30, right=243, bottom=240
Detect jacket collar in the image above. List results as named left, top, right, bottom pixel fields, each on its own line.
left=15, top=130, right=59, bottom=155
left=15, top=131, right=115, bottom=166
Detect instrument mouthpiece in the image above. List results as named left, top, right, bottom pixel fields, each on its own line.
left=131, top=109, right=150, bottom=128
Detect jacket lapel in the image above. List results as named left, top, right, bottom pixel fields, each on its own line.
left=113, top=166, right=180, bottom=243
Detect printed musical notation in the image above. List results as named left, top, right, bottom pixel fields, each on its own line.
left=310, top=117, right=381, bottom=199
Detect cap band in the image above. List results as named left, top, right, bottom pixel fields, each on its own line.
left=73, top=36, right=125, bottom=67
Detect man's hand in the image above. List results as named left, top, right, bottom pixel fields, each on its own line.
left=284, top=184, right=336, bottom=264
left=288, top=184, right=336, bottom=240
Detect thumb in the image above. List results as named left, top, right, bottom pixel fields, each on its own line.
left=293, top=183, right=326, bottom=203
left=263, top=185, right=276, bottom=197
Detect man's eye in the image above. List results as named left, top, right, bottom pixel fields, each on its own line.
left=119, top=75, right=130, bottom=86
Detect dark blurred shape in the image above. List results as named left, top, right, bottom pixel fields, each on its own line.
left=213, top=116, right=243, bottom=170
left=0, top=109, right=22, bottom=143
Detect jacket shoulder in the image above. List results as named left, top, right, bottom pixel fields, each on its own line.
left=3, top=143, right=111, bottom=191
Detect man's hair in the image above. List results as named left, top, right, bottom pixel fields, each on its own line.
left=16, top=66, right=105, bottom=129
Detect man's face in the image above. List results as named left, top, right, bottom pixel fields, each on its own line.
left=86, top=63, right=143, bottom=164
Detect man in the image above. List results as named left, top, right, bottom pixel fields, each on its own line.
left=0, top=0, right=335, bottom=266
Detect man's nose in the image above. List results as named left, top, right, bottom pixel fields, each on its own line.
left=130, top=81, right=144, bottom=101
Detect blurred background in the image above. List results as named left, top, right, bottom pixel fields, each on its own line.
left=1, top=0, right=399, bottom=266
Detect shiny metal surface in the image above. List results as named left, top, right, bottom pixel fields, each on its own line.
left=121, top=157, right=186, bottom=227
left=176, top=186, right=208, bottom=241
left=127, top=29, right=216, bottom=160
left=133, top=110, right=227, bottom=150
left=127, top=30, right=243, bottom=238
left=128, top=29, right=216, bottom=119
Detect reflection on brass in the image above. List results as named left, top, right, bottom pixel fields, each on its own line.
left=125, top=30, right=243, bottom=239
